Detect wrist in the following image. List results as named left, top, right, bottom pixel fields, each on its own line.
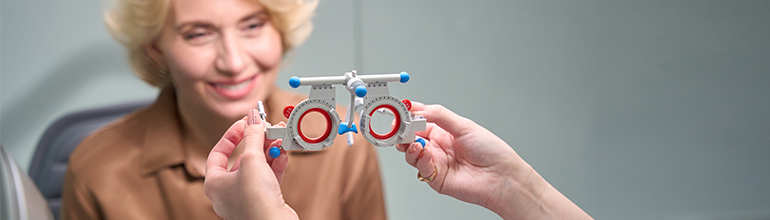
left=234, top=197, right=297, bottom=220
left=241, top=205, right=297, bottom=220
left=486, top=161, right=549, bottom=220
left=266, top=205, right=299, bottom=220
left=489, top=163, right=590, bottom=220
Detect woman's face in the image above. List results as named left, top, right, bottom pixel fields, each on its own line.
left=149, top=0, right=283, bottom=120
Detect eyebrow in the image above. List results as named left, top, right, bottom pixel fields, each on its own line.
left=240, top=10, right=269, bottom=23
left=175, top=22, right=213, bottom=32
left=175, top=10, right=269, bottom=32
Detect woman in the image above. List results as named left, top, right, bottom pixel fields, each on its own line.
left=61, top=0, right=386, bottom=219
left=205, top=102, right=593, bottom=219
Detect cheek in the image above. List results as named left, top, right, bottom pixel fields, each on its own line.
left=166, top=50, right=218, bottom=93
left=249, top=28, right=283, bottom=70
left=168, top=47, right=216, bottom=81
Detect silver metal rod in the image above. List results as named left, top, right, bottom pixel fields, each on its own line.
left=297, top=76, right=347, bottom=86
left=357, top=73, right=403, bottom=83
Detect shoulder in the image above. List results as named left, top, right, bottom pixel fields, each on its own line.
left=67, top=106, right=151, bottom=180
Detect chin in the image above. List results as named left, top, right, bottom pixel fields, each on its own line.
left=211, top=99, right=258, bottom=121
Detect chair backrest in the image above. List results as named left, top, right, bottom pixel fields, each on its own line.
left=28, top=100, right=152, bottom=219
left=1, top=144, right=54, bottom=220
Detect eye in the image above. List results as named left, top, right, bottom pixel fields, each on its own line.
left=185, top=32, right=207, bottom=40
left=183, top=28, right=215, bottom=45
left=243, top=21, right=265, bottom=37
left=247, top=22, right=264, bottom=30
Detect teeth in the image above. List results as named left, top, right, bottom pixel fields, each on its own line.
left=214, top=78, right=252, bottom=90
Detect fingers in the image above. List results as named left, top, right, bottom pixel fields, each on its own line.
left=207, top=119, right=247, bottom=175
left=411, top=101, right=473, bottom=137
left=415, top=145, right=435, bottom=180
left=408, top=101, right=428, bottom=112
left=404, top=138, right=436, bottom=179
left=404, top=137, right=427, bottom=166
left=266, top=140, right=288, bottom=183
left=396, top=143, right=409, bottom=152
left=264, top=140, right=282, bottom=164
left=404, top=141, right=423, bottom=167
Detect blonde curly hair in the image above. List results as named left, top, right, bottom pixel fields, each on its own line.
left=105, top=0, right=318, bottom=88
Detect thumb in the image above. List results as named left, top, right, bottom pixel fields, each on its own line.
left=241, top=109, right=268, bottom=166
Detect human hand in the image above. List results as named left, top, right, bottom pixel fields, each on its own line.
left=204, top=110, right=297, bottom=220
left=396, top=102, right=526, bottom=210
left=397, top=102, right=592, bottom=220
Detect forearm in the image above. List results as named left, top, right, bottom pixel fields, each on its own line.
left=488, top=164, right=592, bottom=220
left=230, top=202, right=297, bottom=220
left=262, top=205, right=299, bottom=220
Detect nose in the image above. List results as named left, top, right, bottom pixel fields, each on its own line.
left=215, top=34, right=247, bottom=76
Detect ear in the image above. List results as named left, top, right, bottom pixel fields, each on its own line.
left=144, top=42, right=166, bottom=69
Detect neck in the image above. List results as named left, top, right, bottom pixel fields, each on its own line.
left=176, top=98, right=231, bottom=176
left=177, top=101, right=231, bottom=152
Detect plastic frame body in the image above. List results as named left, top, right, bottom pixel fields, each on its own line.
left=267, top=71, right=426, bottom=151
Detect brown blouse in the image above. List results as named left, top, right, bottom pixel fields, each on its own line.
left=61, top=87, right=387, bottom=220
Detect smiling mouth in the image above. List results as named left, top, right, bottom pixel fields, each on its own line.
left=211, top=76, right=254, bottom=91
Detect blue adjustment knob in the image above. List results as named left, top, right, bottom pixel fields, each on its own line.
left=399, top=71, right=410, bottom=83
left=269, top=146, right=281, bottom=158
left=355, top=86, right=367, bottom=97
left=289, top=76, right=301, bottom=88
left=416, top=138, right=426, bottom=147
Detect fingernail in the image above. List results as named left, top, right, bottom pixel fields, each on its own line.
left=417, top=146, right=425, bottom=158
left=415, top=138, right=426, bottom=148
left=248, top=109, right=259, bottom=125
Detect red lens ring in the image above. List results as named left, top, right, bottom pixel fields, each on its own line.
left=368, top=104, right=401, bottom=140
left=297, top=108, right=333, bottom=144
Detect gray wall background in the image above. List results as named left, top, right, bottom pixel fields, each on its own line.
left=2, top=0, right=770, bottom=219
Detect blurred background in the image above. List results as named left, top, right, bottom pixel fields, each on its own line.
left=2, top=0, right=770, bottom=219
